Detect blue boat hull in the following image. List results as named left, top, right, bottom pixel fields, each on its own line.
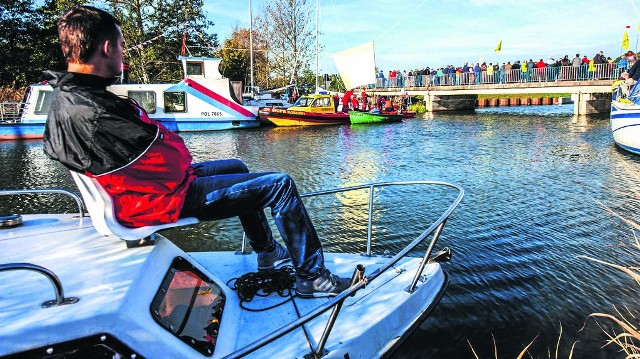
left=0, top=120, right=259, bottom=141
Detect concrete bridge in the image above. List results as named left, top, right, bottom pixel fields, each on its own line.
left=369, top=80, right=613, bottom=115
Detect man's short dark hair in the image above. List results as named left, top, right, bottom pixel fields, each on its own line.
left=57, top=6, right=121, bottom=64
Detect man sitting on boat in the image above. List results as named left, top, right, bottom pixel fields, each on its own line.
left=42, top=5, right=349, bottom=298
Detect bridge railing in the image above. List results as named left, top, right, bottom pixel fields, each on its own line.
left=375, top=63, right=627, bottom=89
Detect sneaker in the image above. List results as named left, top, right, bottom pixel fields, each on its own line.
left=295, top=269, right=350, bottom=298
left=257, top=242, right=290, bottom=271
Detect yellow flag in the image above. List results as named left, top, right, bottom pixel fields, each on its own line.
left=623, top=31, right=630, bottom=51
left=494, top=40, right=502, bottom=52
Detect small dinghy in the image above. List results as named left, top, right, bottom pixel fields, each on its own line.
left=0, top=179, right=463, bottom=358
left=349, top=110, right=404, bottom=124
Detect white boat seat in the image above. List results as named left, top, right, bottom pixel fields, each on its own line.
left=70, top=171, right=199, bottom=241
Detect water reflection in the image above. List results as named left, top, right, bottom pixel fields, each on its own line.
left=2, top=106, right=639, bottom=358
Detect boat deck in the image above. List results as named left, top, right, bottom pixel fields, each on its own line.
left=190, top=251, right=444, bottom=357
left=0, top=214, right=446, bottom=358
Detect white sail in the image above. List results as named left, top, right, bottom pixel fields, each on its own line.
left=332, top=41, right=376, bottom=90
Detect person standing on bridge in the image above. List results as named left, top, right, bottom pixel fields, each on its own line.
left=520, top=60, right=528, bottom=82
left=535, top=59, right=545, bottom=82
left=618, top=54, right=629, bottom=78
left=486, top=63, right=494, bottom=84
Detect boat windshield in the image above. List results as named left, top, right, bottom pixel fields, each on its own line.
left=293, top=97, right=313, bottom=107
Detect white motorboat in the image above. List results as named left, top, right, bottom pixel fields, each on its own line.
left=610, top=82, right=640, bottom=155
left=0, top=179, right=463, bottom=358
left=0, top=56, right=261, bottom=140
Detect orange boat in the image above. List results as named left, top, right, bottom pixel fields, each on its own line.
left=259, top=93, right=349, bottom=126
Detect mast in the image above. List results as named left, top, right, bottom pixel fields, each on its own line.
left=249, top=0, right=255, bottom=97
left=315, top=0, right=319, bottom=93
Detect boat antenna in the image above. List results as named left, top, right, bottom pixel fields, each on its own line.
left=315, top=0, right=319, bottom=93
left=249, top=0, right=255, bottom=98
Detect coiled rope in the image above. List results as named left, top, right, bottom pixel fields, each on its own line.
left=226, top=266, right=297, bottom=312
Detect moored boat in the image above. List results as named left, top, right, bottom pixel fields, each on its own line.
left=0, top=180, right=463, bottom=358
left=349, top=110, right=403, bottom=124
left=610, top=82, right=640, bottom=155
left=0, top=56, right=260, bottom=141
left=259, top=93, right=350, bottom=126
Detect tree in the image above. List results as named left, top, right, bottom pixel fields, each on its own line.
left=0, top=0, right=69, bottom=87
left=107, top=0, right=218, bottom=83
left=254, top=0, right=315, bottom=88
left=0, top=0, right=217, bottom=87
left=329, top=74, right=346, bottom=93
left=218, top=36, right=248, bottom=82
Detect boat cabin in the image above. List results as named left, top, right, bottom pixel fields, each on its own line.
left=290, top=93, right=337, bottom=114
left=9, top=56, right=259, bottom=136
left=178, top=56, right=225, bottom=80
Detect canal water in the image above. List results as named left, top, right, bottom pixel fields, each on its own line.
left=1, top=105, right=638, bottom=358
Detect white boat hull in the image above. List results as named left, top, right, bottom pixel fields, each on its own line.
left=611, top=100, right=640, bottom=155
left=0, top=213, right=447, bottom=358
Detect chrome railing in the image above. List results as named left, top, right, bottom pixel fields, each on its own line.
left=0, top=102, right=27, bottom=123
left=228, top=180, right=464, bottom=358
left=0, top=189, right=85, bottom=217
left=0, top=263, right=79, bottom=307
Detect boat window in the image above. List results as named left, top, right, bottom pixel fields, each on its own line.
left=151, top=256, right=226, bottom=357
left=164, top=92, right=187, bottom=113
left=186, top=61, right=204, bottom=76
left=293, top=97, right=312, bottom=107
left=33, top=90, right=52, bottom=115
left=128, top=90, right=157, bottom=114
left=311, top=97, right=330, bottom=107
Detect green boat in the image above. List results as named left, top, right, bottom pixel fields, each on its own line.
left=349, top=111, right=404, bottom=124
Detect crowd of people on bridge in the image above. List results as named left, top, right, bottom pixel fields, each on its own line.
left=375, top=50, right=635, bottom=88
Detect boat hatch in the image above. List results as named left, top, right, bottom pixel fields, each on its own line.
left=151, top=256, right=226, bottom=357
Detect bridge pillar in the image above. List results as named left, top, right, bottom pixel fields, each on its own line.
left=571, top=92, right=611, bottom=115
left=425, top=94, right=477, bottom=112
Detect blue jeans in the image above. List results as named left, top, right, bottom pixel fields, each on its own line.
left=180, top=159, right=324, bottom=279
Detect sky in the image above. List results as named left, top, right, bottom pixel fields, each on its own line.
left=204, top=0, right=640, bottom=75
